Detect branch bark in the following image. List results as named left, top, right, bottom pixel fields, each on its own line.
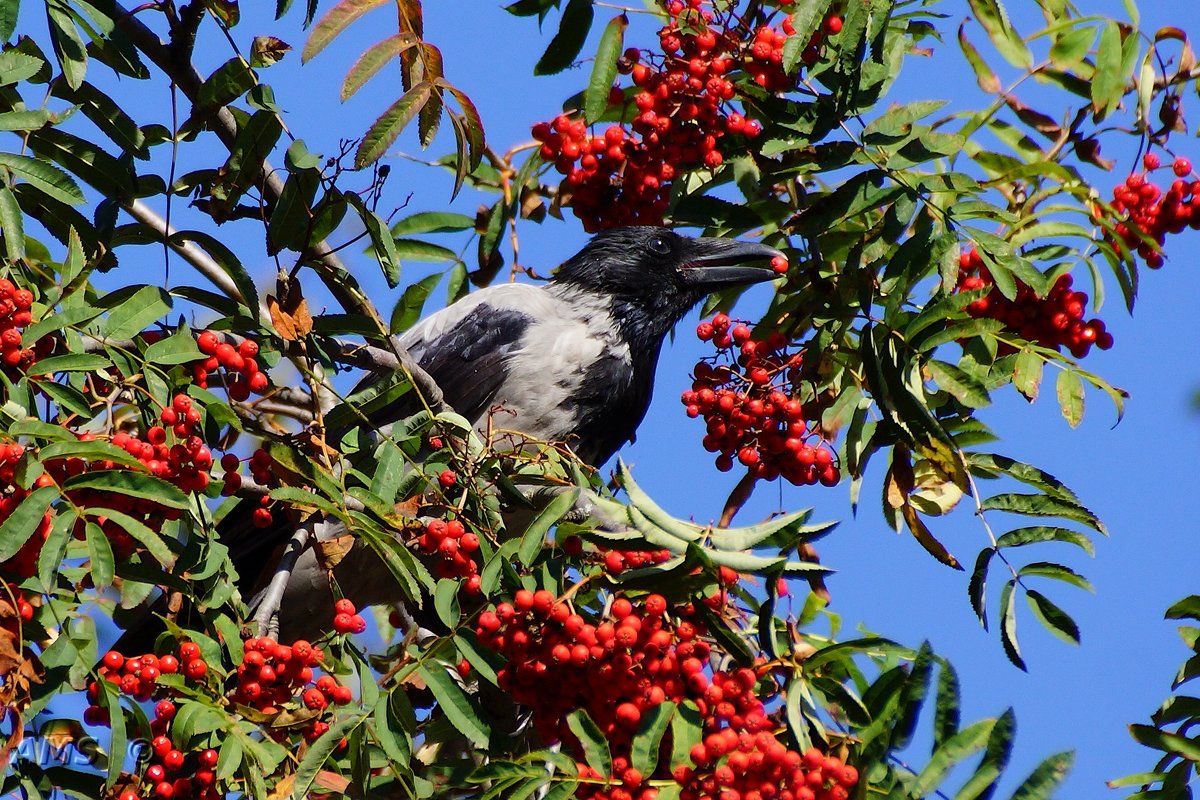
left=110, top=3, right=386, bottom=330
left=124, top=198, right=272, bottom=320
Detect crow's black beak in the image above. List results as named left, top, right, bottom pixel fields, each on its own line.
left=682, top=238, right=782, bottom=289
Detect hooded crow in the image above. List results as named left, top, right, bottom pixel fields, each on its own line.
left=115, top=227, right=782, bottom=645
left=395, top=226, right=782, bottom=465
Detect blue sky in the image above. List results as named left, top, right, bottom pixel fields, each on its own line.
left=28, top=0, right=1200, bottom=796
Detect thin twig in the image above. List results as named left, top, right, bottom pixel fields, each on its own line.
left=124, top=199, right=273, bottom=319
left=110, top=3, right=386, bottom=328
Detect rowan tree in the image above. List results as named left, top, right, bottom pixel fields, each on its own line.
left=0, top=1, right=1198, bottom=799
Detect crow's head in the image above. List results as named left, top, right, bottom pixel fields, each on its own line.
left=552, top=227, right=781, bottom=340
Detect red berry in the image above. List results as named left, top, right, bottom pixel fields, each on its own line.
left=438, top=469, right=458, bottom=489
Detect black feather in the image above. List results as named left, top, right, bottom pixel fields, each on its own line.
left=412, top=305, right=531, bottom=421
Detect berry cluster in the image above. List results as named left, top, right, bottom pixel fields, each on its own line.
left=331, top=597, right=367, bottom=634
left=86, top=642, right=209, bottom=721
left=0, top=278, right=49, bottom=371
left=49, top=398, right=213, bottom=560
left=88, top=623, right=353, bottom=798
left=955, top=248, right=1113, bottom=359
left=118, top=737, right=220, bottom=800
left=194, top=331, right=269, bottom=401
left=683, top=314, right=839, bottom=486
left=532, top=1, right=843, bottom=230
left=0, top=443, right=52, bottom=580
left=476, top=592, right=858, bottom=800
left=233, top=633, right=351, bottom=742
left=1102, top=154, right=1199, bottom=269
left=415, top=517, right=482, bottom=583
left=218, top=447, right=277, bottom=527
left=594, top=543, right=673, bottom=577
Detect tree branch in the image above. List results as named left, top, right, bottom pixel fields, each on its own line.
left=124, top=198, right=272, bottom=319
left=110, top=3, right=387, bottom=330
left=251, top=525, right=310, bottom=639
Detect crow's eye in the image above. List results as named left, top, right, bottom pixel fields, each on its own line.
left=647, top=236, right=671, bottom=255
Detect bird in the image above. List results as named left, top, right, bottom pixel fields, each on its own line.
left=384, top=225, right=782, bottom=466
left=117, top=227, right=783, bottom=645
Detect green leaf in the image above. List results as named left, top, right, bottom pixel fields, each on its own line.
left=302, top=0, right=388, bottom=62
left=863, top=100, right=948, bottom=140
left=982, top=493, right=1103, bottom=533
left=534, top=0, right=593, bottom=75
left=1091, top=21, right=1124, bottom=119
left=1018, top=561, right=1094, bottom=592
left=390, top=272, right=441, bottom=333
left=211, top=111, right=284, bottom=214
left=909, top=717, right=996, bottom=798
left=38, top=380, right=92, bottom=418
left=84, top=520, right=115, bottom=588
left=266, top=169, right=319, bottom=255
left=969, top=548, right=993, bottom=629
left=346, top=194, right=402, bottom=287
left=97, top=510, right=174, bottom=566
left=101, top=285, right=171, bottom=340
left=393, top=238, right=458, bottom=262
left=518, top=488, right=579, bottom=566
left=958, top=22, right=1001, bottom=93
left=434, top=578, right=460, bottom=629
left=197, top=57, right=256, bottom=112
left=144, top=330, right=206, bottom=366
left=928, top=359, right=990, bottom=408
left=968, top=454, right=1091, bottom=509
left=0, top=183, right=24, bottom=261
left=355, top=81, right=433, bottom=169
left=1166, top=596, right=1200, bottom=622
left=1010, top=751, right=1075, bottom=800
left=1025, top=589, right=1080, bottom=645
left=966, top=0, right=1032, bottom=68
left=1012, top=347, right=1042, bottom=401
left=995, top=526, right=1095, bottom=556
left=566, top=709, right=611, bottom=776
left=63, top=470, right=190, bottom=509
left=417, top=662, right=490, bottom=747
left=1055, top=369, right=1084, bottom=427
left=999, top=579, right=1026, bottom=671
left=957, top=708, right=1015, bottom=800
left=669, top=701, right=704, bottom=772
left=1129, top=725, right=1200, bottom=762
left=53, top=81, right=146, bottom=157
left=39, top=439, right=143, bottom=469
left=391, top=211, right=475, bottom=236
left=0, top=45, right=37, bottom=79
left=27, top=352, right=111, bottom=375
left=0, top=111, right=60, bottom=136
left=630, top=701, right=674, bottom=776
left=584, top=13, right=626, bottom=124
left=454, top=631, right=503, bottom=685
left=291, top=712, right=369, bottom=799
left=0, top=152, right=85, bottom=204
left=0, top=485, right=56, bottom=562
left=47, top=5, right=87, bottom=89
left=933, top=660, right=961, bottom=751
left=341, top=32, right=419, bottom=100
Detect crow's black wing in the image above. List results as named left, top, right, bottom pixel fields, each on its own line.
left=407, top=302, right=532, bottom=422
